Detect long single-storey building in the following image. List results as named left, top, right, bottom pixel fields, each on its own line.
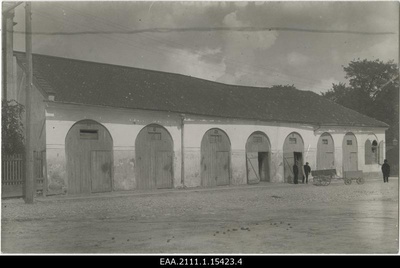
left=8, top=52, right=388, bottom=195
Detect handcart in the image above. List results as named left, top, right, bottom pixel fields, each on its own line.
left=311, top=169, right=336, bottom=186
left=342, top=170, right=365, bottom=185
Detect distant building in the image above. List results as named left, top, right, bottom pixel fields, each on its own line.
left=6, top=52, right=387, bottom=195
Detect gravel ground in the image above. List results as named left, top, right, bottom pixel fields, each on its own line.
left=1, top=177, right=399, bottom=254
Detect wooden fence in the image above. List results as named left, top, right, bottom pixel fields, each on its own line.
left=1, top=151, right=46, bottom=198
left=34, top=151, right=45, bottom=191
left=2, top=154, right=24, bottom=186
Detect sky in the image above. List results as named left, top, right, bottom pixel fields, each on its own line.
left=7, top=0, right=400, bottom=94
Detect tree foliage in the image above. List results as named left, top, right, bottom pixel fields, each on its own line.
left=272, top=84, right=298, bottom=90
left=2, top=99, right=25, bottom=155
left=322, top=59, right=399, bottom=144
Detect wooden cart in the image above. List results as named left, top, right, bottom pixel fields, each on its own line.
left=342, top=170, right=365, bottom=185
left=311, top=169, right=336, bottom=186
left=311, top=169, right=365, bottom=186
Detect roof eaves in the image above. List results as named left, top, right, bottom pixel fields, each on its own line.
left=14, top=52, right=53, bottom=98
left=45, top=99, right=389, bottom=129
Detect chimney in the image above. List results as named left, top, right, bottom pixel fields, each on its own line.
left=48, top=92, right=55, bottom=101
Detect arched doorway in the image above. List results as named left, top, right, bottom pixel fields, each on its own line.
left=317, top=132, right=335, bottom=170
left=342, top=132, right=358, bottom=172
left=135, top=124, right=174, bottom=190
left=283, top=132, right=304, bottom=183
left=201, top=128, right=231, bottom=187
left=246, top=131, right=271, bottom=184
left=66, top=119, right=113, bottom=194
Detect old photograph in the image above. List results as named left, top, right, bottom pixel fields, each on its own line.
left=1, top=0, right=399, bottom=255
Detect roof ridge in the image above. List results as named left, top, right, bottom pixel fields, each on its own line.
left=14, top=51, right=276, bottom=91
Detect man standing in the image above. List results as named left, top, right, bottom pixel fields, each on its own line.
left=293, top=161, right=299, bottom=184
left=381, top=159, right=390, bottom=183
left=303, top=162, right=311, bottom=184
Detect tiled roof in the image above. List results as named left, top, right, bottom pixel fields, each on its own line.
left=15, top=52, right=388, bottom=127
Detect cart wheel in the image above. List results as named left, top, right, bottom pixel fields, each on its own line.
left=356, top=177, right=365, bottom=184
left=325, top=178, right=331, bottom=186
left=344, top=178, right=352, bottom=185
left=320, top=177, right=329, bottom=186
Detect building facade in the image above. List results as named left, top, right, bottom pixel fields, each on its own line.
left=9, top=52, right=388, bottom=195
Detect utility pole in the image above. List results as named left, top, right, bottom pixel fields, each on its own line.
left=2, top=2, right=21, bottom=100
left=180, top=114, right=185, bottom=187
left=24, top=1, right=34, bottom=204
left=2, top=8, right=9, bottom=100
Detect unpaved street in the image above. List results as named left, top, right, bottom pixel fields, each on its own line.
left=1, top=178, right=399, bottom=254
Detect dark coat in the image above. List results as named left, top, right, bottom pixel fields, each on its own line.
left=304, top=165, right=311, bottom=175
left=293, top=165, right=299, bottom=176
left=382, top=163, right=390, bottom=176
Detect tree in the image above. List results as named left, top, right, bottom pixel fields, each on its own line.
left=322, top=58, right=399, bottom=173
left=2, top=99, right=25, bottom=155
left=272, top=84, right=298, bottom=90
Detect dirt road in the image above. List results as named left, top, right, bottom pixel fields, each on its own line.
left=1, top=178, right=398, bottom=254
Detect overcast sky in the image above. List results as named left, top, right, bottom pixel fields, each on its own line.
left=9, top=1, right=399, bottom=94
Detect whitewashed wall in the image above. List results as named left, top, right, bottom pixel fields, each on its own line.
left=44, top=102, right=386, bottom=193
left=45, top=102, right=183, bottom=192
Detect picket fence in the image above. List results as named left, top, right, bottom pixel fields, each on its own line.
left=1, top=151, right=46, bottom=198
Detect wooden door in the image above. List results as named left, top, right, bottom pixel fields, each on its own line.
left=91, top=150, right=112, bottom=193
left=294, top=152, right=304, bottom=179
left=246, top=152, right=260, bottom=184
left=201, top=129, right=231, bottom=187
left=136, top=142, right=154, bottom=189
left=343, top=133, right=358, bottom=172
left=317, top=133, right=335, bottom=170
left=365, top=140, right=372, bottom=165
left=135, top=124, right=174, bottom=190
left=155, top=151, right=173, bottom=189
left=378, top=141, right=384, bottom=164
left=216, top=151, right=230, bottom=186
left=283, top=154, right=294, bottom=183
left=66, top=120, right=113, bottom=195
left=349, top=152, right=358, bottom=171
left=324, top=152, right=335, bottom=169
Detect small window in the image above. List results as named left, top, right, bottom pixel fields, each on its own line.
left=253, top=136, right=263, bottom=143
left=210, top=134, right=221, bottom=143
left=322, top=139, right=328, bottom=145
left=148, top=126, right=159, bottom=133
left=347, top=140, right=352, bottom=145
left=289, top=138, right=297, bottom=144
left=150, top=133, right=161, bottom=140
left=80, top=129, right=98, bottom=140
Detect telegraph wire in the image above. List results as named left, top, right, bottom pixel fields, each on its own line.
left=38, top=4, right=327, bottom=87
left=18, top=5, right=372, bottom=90
left=31, top=10, right=303, bottom=88
left=29, top=9, right=319, bottom=89
left=12, top=26, right=396, bottom=36
left=54, top=4, right=322, bottom=85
